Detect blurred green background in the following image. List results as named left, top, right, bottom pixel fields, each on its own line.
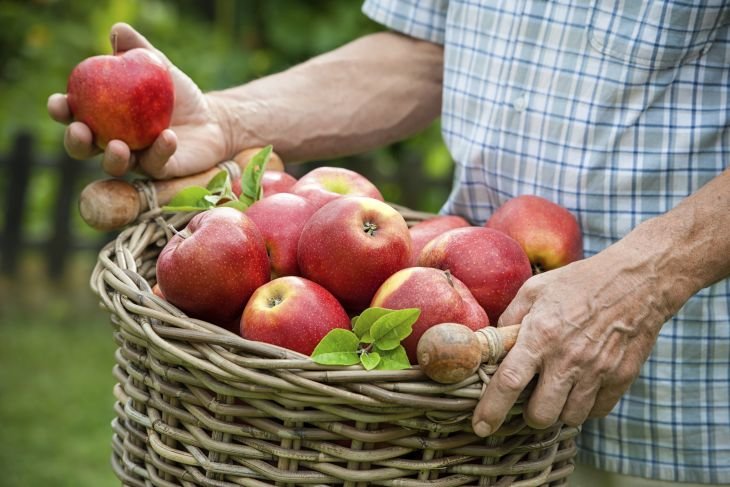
left=0, top=0, right=452, bottom=485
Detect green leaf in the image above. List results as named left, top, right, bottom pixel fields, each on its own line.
left=221, top=200, right=249, bottom=211
left=375, top=345, right=411, bottom=370
left=370, top=308, right=420, bottom=351
left=352, top=307, right=391, bottom=343
left=162, top=186, right=214, bottom=213
left=206, top=170, right=230, bottom=193
left=360, top=351, right=381, bottom=370
left=311, top=329, right=360, bottom=365
left=239, top=145, right=272, bottom=206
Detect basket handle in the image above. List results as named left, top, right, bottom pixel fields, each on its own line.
left=78, top=148, right=283, bottom=231
left=416, top=323, right=521, bottom=384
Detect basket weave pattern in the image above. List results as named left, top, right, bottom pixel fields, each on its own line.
left=92, top=205, right=579, bottom=486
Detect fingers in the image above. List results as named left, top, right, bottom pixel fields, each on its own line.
left=523, top=366, right=573, bottom=429
left=472, top=345, right=539, bottom=437
left=136, top=129, right=177, bottom=179
left=102, top=140, right=134, bottom=177
left=48, top=94, right=72, bottom=124
left=589, top=384, right=627, bottom=419
left=560, top=380, right=599, bottom=427
left=110, top=22, right=155, bottom=52
left=64, top=122, right=101, bottom=160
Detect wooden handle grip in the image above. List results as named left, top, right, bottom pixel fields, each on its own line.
left=78, top=148, right=283, bottom=231
left=417, top=323, right=521, bottom=384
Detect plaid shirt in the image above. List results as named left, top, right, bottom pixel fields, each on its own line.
left=363, top=0, right=730, bottom=483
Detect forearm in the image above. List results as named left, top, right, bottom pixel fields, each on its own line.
left=208, top=32, right=444, bottom=163
left=616, top=167, right=730, bottom=316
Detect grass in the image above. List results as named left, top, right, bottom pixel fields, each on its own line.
left=0, top=254, right=119, bottom=487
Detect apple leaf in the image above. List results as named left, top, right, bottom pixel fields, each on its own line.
left=206, top=170, right=230, bottom=193
left=352, top=307, right=391, bottom=344
left=220, top=199, right=248, bottom=211
left=360, top=351, right=381, bottom=370
left=162, top=186, right=214, bottom=212
left=370, top=308, right=420, bottom=351
left=374, top=345, right=410, bottom=370
left=239, top=145, right=273, bottom=207
left=311, top=329, right=361, bottom=366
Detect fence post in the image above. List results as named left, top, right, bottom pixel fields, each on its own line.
left=47, top=151, right=80, bottom=280
left=0, top=131, right=33, bottom=276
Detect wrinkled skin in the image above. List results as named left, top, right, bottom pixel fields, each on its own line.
left=48, top=23, right=228, bottom=179
left=471, top=207, right=722, bottom=436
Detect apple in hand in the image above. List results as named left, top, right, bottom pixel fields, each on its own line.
left=408, top=215, right=470, bottom=265
left=245, top=193, right=317, bottom=278
left=156, top=207, right=270, bottom=328
left=298, top=196, right=411, bottom=311
left=418, top=227, right=532, bottom=324
left=292, top=167, right=384, bottom=209
left=66, top=48, right=174, bottom=150
left=241, top=276, right=350, bottom=355
left=486, top=195, right=583, bottom=271
left=371, top=267, right=488, bottom=362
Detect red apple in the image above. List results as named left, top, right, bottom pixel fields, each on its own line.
left=156, top=207, right=270, bottom=326
left=418, top=227, right=532, bottom=324
left=292, top=167, right=384, bottom=209
left=298, top=196, right=411, bottom=311
left=245, top=193, right=317, bottom=278
left=241, top=276, right=350, bottom=355
left=408, top=215, right=471, bottom=265
left=486, top=195, right=583, bottom=271
left=371, top=267, right=488, bottom=362
left=262, top=171, right=297, bottom=196
left=67, top=48, right=174, bottom=150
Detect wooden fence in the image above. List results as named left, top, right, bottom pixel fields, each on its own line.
left=0, top=131, right=112, bottom=280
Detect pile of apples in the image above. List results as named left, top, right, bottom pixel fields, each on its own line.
left=155, top=166, right=583, bottom=362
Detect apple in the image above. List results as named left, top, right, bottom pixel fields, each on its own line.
left=408, top=215, right=470, bottom=265
left=67, top=48, right=174, bottom=150
left=262, top=171, right=298, bottom=196
left=241, top=276, right=351, bottom=355
left=291, top=167, right=384, bottom=209
left=486, top=195, right=583, bottom=271
left=156, top=207, right=270, bottom=326
left=245, top=193, right=318, bottom=278
left=298, top=196, right=411, bottom=311
left=418, top=227, right=532, bottom=324
left=371, top=267, right=488, bottom=362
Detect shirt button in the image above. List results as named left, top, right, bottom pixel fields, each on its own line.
left=512, top=95, right=528, bottom=112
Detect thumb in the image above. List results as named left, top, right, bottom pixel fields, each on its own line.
left=110, top=22, right=156, bottom=53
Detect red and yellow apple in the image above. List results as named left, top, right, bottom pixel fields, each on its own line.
left=408, top=215, right=470, bottom=265
left=371, top=267, right=488, bottom=362
left=156, top=207, right=270, bottom=327
left=298, top=196, right=411, bottom=311
left=245, top=193, right=317, bottom=278
left=486, top=195, right=583, bottom=271
left=67, top=48, right=174, bottom=150
left=418, top=227, right=532, bottom=324
left=241, top=276, right=350, bottom=355
left=262, top=171, right=297, bottom=196
left=292, top=167, right=384, bottom=209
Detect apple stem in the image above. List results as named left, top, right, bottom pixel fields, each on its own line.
left=532, top=263, right=544, bottom=275
left=363, top=221, right=377, bottom=236
left=444, top=269, right=455, bottom=288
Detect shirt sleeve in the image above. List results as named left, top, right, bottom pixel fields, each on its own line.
left=362, top=0, right=449, bottom=44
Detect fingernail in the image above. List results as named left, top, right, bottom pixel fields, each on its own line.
left=474, top=421, right=492, bottom=437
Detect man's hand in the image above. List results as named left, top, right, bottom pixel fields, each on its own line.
left=47, top=23, right=229, bottom=179
left=471, top=239, right=683, bottom=436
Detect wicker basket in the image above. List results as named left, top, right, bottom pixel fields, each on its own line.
left=91, top=203, right=579, bottom=487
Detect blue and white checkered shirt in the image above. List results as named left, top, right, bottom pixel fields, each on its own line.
left=363, top=0, right=730, bottom=483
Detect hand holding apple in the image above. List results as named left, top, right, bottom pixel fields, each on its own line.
left=50, top=23, right=230, bottom=179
